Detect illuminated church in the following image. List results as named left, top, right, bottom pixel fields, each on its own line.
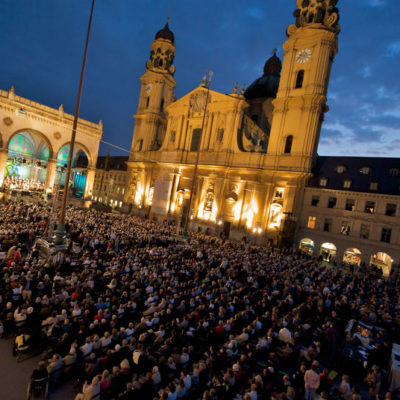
left=123, top=0, right=399, bottom=274
left=124, top=0, right=341, bottom=247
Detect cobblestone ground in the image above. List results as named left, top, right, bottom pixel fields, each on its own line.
left=0, top=337, right=76, bottom=399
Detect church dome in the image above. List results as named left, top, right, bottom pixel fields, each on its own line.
left=155, top=20, right=175, bottom=44
left=244, top=52, right=282, bottom=100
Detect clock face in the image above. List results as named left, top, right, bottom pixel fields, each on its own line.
left=144, top=84, right=152, bottom=94
left=296, top=49, right=312, bottom=64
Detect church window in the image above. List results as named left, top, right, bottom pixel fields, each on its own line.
left=217, top=129, right=224, bottom=142
left=146, top=97, right=150, bottom=108
left=190, top=129, right=202, bottom=152
left=284, top=135, right=293, bottom=154
left=307, top=216, right=316, bottom=229
left=295, top=70, right=304, bottom=89
left=138, top=139, right=143, bottom=152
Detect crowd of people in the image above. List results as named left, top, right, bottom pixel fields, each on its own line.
left=0, top=200, right=399, bottom=400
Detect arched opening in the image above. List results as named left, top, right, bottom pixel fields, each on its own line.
left=299, top=238, right=315, bottom=255
left=370, top=252, right=393, bottom=276
left=284, top=135, right=293, bottom=154
left=343, top=248, right=362, bottom=266
left=295, top=70, right=304, bottom=89
left=56, top=144, right=90, bottom=198
left=320, top=242, right=336, bottom=262
left=4, top=131, right=53, bottom=193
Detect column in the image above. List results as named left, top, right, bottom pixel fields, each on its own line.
left=0, top=148, right=9, bottom=188
left=84, top=167, right=96, bottom=198
left=45, top=159, right=57, bottom=191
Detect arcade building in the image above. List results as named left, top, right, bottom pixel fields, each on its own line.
left=0, top=86, right=102, bottom=198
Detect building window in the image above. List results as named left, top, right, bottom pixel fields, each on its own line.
left=369, top=181, right=378, bottom=191
left=319, top=178, right=327, bottom=187
left=311, top=195, right=320, bottom=206
left=388, top=168, right=399, bottom=176
left=307, top=216, right=316, bottom=229
left=360, top=224, right=370, bottom=239
left=335, top=165, right=346, bottom=174
left=190, top=128, right=202, bottom=152
left=284, top=135, right=293, bottom=154
left=138, top=139, right=143, bottom=152
left=385, top=203, right=397, bottom=216
left=327, top=197, right=337, bottom=208
left=146, top=97, right=150, bottom=108
left=345, top=199, right=355, bottom=211
left=295, top=70, right=304, bottom=89
left=365, top=201, right=375, bottom=213
left=343, top=180, right=352, bottom=189
left=170, top=130, right=176, bottom=143
left=160, top=98, right=164, bottom=112
left=340, top=220, right=351, bottom=236
left=359, top=166, right=372, bottom=175
left=381, top=228, right=392, bottom=243
left=323, top=218, right=332, bottom=232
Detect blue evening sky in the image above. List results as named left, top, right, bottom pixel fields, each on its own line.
left=0, top=0, right=399, bottom=157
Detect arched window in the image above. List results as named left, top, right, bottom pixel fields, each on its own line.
left=284, top=135, right=293, bottom=154
left=295, top=70, right=304, bottom=89
left=146, top=97, right=150, bottom=108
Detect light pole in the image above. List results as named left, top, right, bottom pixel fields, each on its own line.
left=182, top=71, right=213, bottom=237
left=55, top=0, right=96, bottom=244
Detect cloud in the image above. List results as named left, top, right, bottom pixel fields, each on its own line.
left=386, top=40, right=400, bottom=57
left=367, top=0, right=385, bottom=6
left=245, top=8, right=263, bottom=20
left=361, top=66, right=371, bottom=78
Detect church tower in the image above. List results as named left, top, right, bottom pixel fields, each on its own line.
left=266, top=0, right=340, bottom=172
left=129, top=19, right=176, bottom=155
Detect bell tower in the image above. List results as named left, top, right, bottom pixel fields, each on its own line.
left=266, top=0, right=340, bottom=172
left=130, top=18, right=176, bottom=155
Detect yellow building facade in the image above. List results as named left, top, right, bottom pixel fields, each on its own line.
left=125, top=1, right=341, bottom=245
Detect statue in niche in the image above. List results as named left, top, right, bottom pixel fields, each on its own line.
left=204, top=192, right=214, bottom=213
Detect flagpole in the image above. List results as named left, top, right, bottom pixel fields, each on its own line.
left=55, top=0, right=96, bottom=244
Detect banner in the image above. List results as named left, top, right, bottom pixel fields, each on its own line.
left=151, top=179, right=173, bottom=216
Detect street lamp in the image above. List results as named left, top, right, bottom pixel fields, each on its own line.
left=55, top=0, right=96, bottom=244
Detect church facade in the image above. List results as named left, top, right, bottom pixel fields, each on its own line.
left=124, top=0, right=341, bottom=246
